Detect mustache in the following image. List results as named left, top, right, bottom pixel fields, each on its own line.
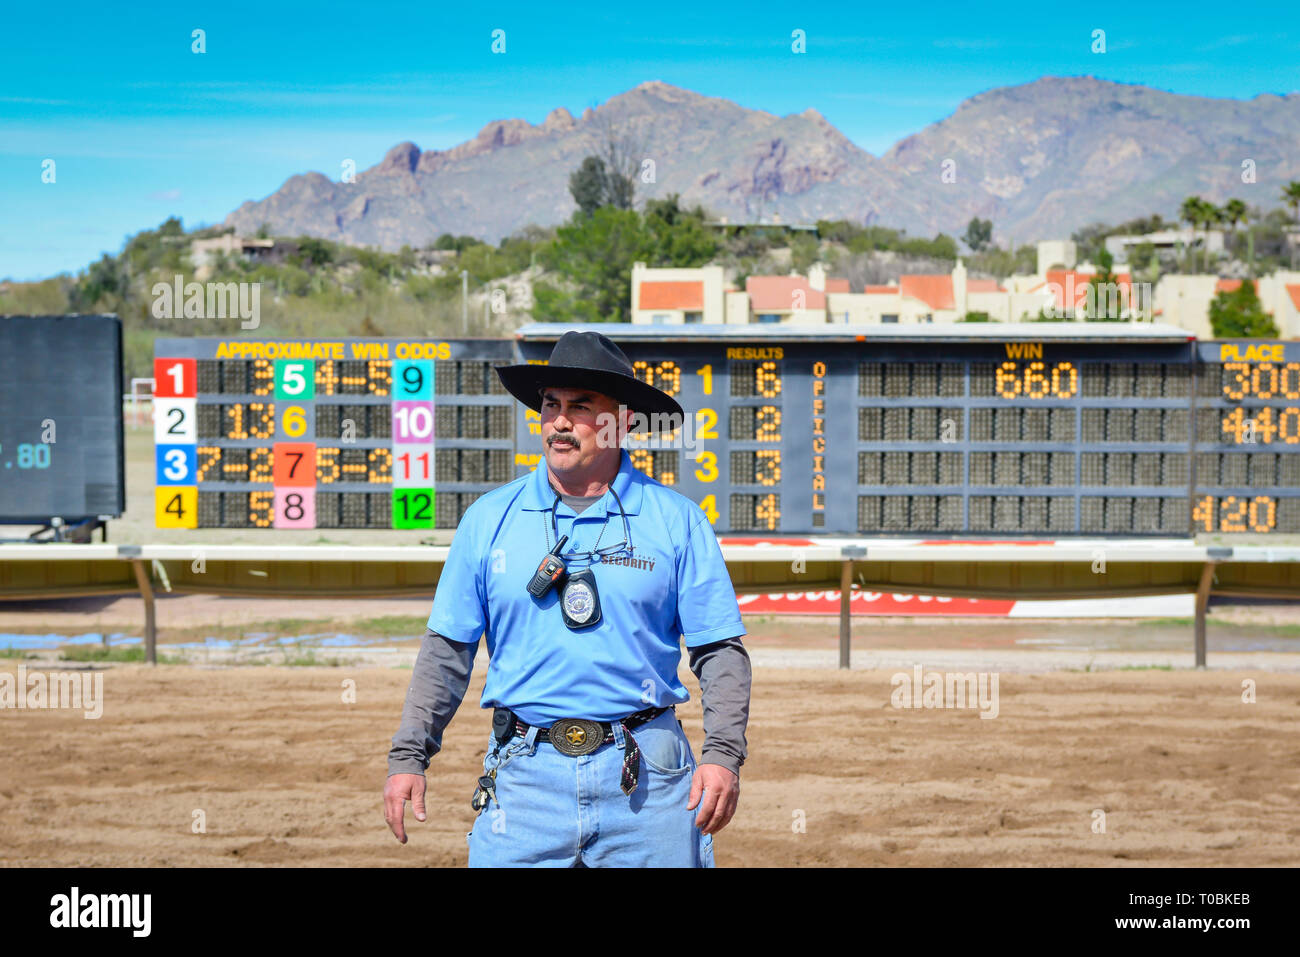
left=548, top=431, right=580, bottom=447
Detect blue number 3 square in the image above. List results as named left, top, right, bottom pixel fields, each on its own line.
left=156, top=444, right=197, bottom=485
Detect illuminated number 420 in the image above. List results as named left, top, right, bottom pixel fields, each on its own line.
left=1192, top=495, right=1275, bottom=533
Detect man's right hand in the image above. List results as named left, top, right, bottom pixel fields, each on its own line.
left=384, top=772, right=427, bottom=844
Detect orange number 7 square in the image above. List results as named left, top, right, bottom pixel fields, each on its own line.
left=272, top=443, right=316, bottom=487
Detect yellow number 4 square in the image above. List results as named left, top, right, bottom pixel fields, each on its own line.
left=155, top=486, right=198, bottom=528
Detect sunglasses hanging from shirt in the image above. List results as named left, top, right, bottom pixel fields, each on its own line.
left=525, top=487, right=633, bottom=630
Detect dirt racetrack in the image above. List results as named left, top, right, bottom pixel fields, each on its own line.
left=2, top=661, right=1298, bottom=867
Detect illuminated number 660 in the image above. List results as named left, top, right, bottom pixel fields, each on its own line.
left=996, top=361, right=1077, bottom=399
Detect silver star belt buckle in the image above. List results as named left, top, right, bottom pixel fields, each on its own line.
left=547, top=718, right=605, bottom=756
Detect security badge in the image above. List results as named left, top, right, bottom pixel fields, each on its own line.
left=559, top=568, right=601, bottom=630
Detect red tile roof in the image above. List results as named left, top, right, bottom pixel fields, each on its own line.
left=900, top=274, right=954, bottom=310
left=967, top=278, right=1003, bottom=293
left=1215, top=279, right=1243, bottom=294
left=825, top=278, right=851, bottom=294
left=1043, top=269, right=1136, bottom=312
left=1287, top=284, right=1300, bottom=311
left=862, top=285, right=898, bottom=295
left=638, top=280, right=703, bottom=311
left=746, top=276, right=826, bottom=311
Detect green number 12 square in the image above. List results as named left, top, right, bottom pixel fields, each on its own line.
left=392, top=488, right=435, bottom=528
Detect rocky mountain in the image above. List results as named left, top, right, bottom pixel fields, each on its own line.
left=224, top=77, right=1300, bottom=248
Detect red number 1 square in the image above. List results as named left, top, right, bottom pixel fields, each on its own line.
left=155, top=358, right=197, bottom=398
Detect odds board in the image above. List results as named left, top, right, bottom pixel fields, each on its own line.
left=151, top=338, right=514, bottom=530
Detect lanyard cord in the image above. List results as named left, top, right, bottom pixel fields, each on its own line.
left=544, top=485, right=633, bottom=559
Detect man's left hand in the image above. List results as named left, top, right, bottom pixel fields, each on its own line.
left=687, top=763, right=739, bottom=835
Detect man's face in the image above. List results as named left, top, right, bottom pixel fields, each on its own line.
left=539, top=387, right=629, bottom=475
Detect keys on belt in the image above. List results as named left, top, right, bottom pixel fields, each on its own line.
left=470, top=769, right=497, bottom=812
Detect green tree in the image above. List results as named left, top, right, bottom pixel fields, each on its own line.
left=962, top=217, right=993, bottom=252
left=898, top=233, right=958, bottom=261
left=535, top=207, right=654, bottom=322
left=432, top=233, right=482, bottom=253
left=815, top=219, right=863, bottom=244
left=1222, top=198, right=1248, bottom=232
left=569, top=156, right=610, bottom=218
left=70, top=253, right=127, bottom=310
left=643, top=194, right=718, bottom=267
left=1282, top=181, right=1300, bottom=223
left=1085, top=247, right=1124, bottom=321
left=790, top=233, right=819, bottom=273
left=292, top=236, right=335, bottom=268
left=1180, top=196, right=1208, bottom=231
left=1209, top=281, right=1278, bottom=338
left=1129, top=241, right=1157, bottom=273
left=1179, top=196, right=1220, bottom=270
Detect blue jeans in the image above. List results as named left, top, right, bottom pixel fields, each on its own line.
left=466, top=708, right=715, bottom=867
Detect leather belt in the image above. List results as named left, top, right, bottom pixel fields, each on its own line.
left=513, top=705, right=670, bottom=758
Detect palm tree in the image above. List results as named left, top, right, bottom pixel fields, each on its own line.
left=1284, top=182, right=1300, bottom=270
left=1282, top=181, right=1300, bottom=223
left=1221, top=198, right=1248, bottom=262
left=1223, top=198, right=1248, bottom=231
left=1179, top=196, right=1216, bottom=271
left=1180, top=196, right=1207, bottom=232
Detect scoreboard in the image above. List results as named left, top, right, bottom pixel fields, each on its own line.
left=1, top=315, right=125, bottom=525
left=153, top=326, right=1300, bottom=537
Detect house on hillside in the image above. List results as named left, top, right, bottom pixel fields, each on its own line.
left=629, top=240, right=1300, bottom=331
left=190, top=234, right=286, bottom=280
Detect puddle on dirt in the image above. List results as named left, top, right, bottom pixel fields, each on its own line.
left=0, top=632, right=416, bottom=652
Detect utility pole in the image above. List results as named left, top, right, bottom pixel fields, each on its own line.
left=461, top=270, right=468, bottom=334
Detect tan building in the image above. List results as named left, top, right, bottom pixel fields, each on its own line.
left=1154, top=273, right=1300, bottom=338
left=631, top=260, right=1047, bottom=325
left=628, top=242, right=1300, bottom=334
left=630, top=263, right=727, bottom=324
left=1105, top=228, right=1225, bottom=265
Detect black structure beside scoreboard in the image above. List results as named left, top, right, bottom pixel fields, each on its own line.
left=153, top=325, right=1300, bottom=537
left=0, top=314, right=125, bottom=526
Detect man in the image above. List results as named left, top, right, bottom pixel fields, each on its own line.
left=384, top=330, right=752, bottom=867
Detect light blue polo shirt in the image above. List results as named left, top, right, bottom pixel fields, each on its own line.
left=428, top=449, right=745, bottom=725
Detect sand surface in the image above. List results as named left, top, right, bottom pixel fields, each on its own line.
left=2, top=661, right=1297, bottom=867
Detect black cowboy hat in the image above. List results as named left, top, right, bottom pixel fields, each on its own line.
left=496, top=330, right=684, bottom=425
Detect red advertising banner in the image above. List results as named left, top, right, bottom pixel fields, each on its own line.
left=736, top=591, right=1017, bottom=615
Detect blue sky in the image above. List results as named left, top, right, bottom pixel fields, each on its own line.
left=2, top=0, right=1297, bottom=281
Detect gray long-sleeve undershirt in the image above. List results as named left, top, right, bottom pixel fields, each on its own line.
left=387, top=487, right=752, bottom=777
left=387, top=628, right=751, bottom=777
